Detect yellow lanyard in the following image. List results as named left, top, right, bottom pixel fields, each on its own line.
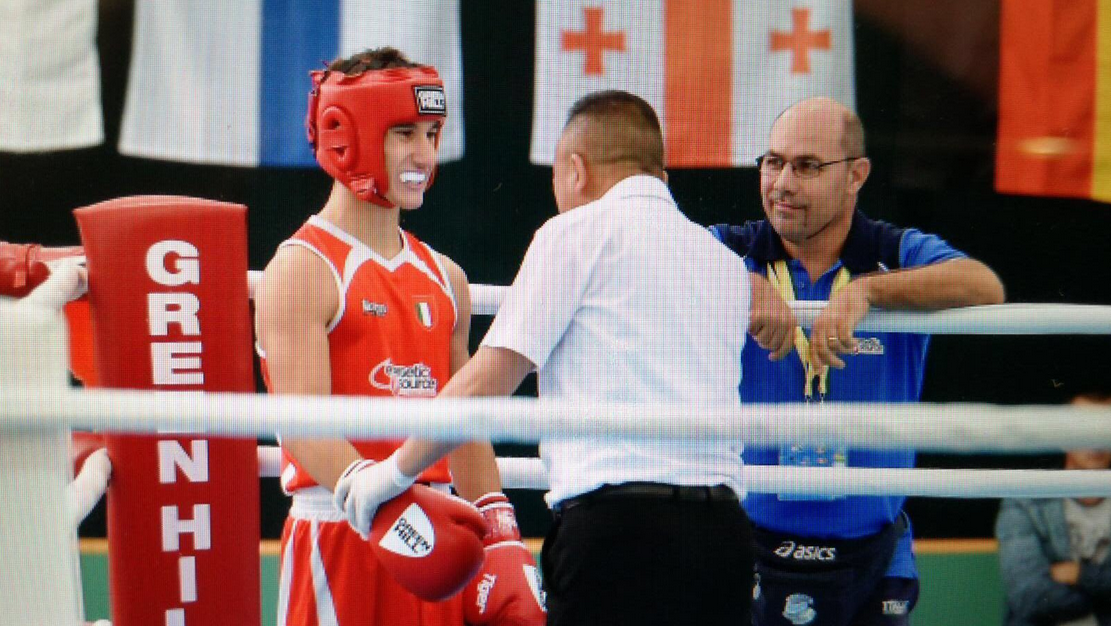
left=766, top=261, right=851, bottom=401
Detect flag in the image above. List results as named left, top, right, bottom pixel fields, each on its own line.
left=530, top=1, right=855, bottom=167
left=415, top=300, right=433, bottom=328
left=119, top=0, right=464, bottom=168
left=0, top=0, right=103, bottom=152
left=996, top=0, right=1111, bottom=202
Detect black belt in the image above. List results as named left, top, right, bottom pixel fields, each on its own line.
left=560, top=482, right=738, bottom=512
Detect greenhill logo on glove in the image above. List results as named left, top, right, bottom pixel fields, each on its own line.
left=379, top=504, right=436, bottom=557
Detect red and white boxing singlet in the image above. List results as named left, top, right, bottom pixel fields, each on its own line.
left=263, top=215, right=462, bottom=626
left=263, top=215, right=457, bottom=492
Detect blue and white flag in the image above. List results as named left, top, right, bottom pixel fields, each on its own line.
left=119, top=0, right=464, bottom=167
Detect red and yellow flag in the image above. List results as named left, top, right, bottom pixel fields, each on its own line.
left=996, top=0, right=1111, bottom=202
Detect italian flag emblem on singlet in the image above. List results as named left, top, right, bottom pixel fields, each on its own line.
left=415, top=301, right=433, bottom=328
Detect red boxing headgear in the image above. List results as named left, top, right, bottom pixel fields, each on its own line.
left=306, top=66, right=447, bottom=207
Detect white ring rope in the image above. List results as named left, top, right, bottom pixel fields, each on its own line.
left=17, top=264, right=1111, bottom=341
left=68, top=447, right=1111, bottom=528
left=792, top=302, right=1111, bottom=335
left=495, top=457, right=1111, bottom=498
left=23, top=265, right=1111, bottom=335
left=247, top=270, right=1111, bottom=334
left=469, top=283, right=1111, bottom=334
left=24, top=267, right=1111, bottom=524
left=12, top=391, right=1110, bottom=451
left=743, top=466, right=1111, bottom=499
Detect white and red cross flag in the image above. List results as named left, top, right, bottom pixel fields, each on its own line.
left=530, top=1, right=855, bottom=167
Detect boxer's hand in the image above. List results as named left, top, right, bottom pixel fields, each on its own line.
left=334, top=454, right=415, bottom=538
left=809, top=278, right=870, bottom=370
left=749, top=272, right=797, bottom=361
left=463, top=493, right=546, bottom=625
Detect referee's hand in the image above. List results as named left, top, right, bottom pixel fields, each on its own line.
left=748, top=272, right=796, bottom=361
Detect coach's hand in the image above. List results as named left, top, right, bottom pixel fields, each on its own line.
left=810, top=277, right=871, bottom=370
left=463, top=493, right=546, bottom=625
left=749, top=272, right=797, bottom=361
left=334, top=454, right=415, bottom=538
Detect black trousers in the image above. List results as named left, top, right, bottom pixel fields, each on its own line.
left=541, top=483, right=755, bottom=626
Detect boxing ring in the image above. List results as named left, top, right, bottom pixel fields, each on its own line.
left=3, top=203, right=1111, bottom=625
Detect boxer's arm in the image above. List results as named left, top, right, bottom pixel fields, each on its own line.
left=337, top=263, right=533, bottom=538
left=398, top=326, right=546, bottom=623
left=255, top=246, right=360, bottom=489
left=396, top=346, right=534, bottom=478
left=440, top=257, right=504, bottom=502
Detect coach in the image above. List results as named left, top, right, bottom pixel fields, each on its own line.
left=712, top=97, right=1005, bottom=626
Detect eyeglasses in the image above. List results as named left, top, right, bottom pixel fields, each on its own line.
left=756, top=154, right=863, bottom=179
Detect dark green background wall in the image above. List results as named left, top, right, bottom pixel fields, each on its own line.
left=78, top=543, right=1007, bottom=626
left=3, top=1, right=1109, bottom=541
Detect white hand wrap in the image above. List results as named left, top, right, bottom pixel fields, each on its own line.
left=333, top=454, right=416, bottom=538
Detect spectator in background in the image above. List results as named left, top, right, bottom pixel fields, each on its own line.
left=997, top=393, right=1111, bottom=626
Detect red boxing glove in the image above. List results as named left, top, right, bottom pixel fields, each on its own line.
left=0, top=242, right=84, bottom=298
left=0, top=242, right=97, bottom=383
left=369, top=484, right=489, bottom=602
left=463, top=493, right=546, bottom=625
left=0, top=243, right=96, bottom=382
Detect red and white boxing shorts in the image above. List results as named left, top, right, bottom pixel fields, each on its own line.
left=277, top=488, right=464, bottom=626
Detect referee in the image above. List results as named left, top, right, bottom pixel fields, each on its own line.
left=343, top=90, right=782, bottom=625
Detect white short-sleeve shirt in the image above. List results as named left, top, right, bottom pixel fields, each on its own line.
left=481, top=175, right=751, bottom=507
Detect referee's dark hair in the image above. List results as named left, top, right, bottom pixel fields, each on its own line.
left=564, top=90, right=666, bottom=177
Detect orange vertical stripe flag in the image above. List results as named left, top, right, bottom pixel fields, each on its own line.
left=997, top=0, right=1111, bottom=202
left=530, top=1, right=856, bottom=167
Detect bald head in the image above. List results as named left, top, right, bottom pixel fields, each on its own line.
left=774, top=97, right=865, bottom=158
left=563, top=90, right=666, bottom=176
left=760, top=96, right=872, bottom=249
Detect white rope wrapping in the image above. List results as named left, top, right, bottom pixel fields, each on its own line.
left=15, top=258, right=85, bottom=311
left=0, top=299, right=82, bottom=625
left=258, top=443, right=282, bottom=479
left=65, top=448, right=110, bottom=528
left=10, top=391, right=1111, bottom=452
